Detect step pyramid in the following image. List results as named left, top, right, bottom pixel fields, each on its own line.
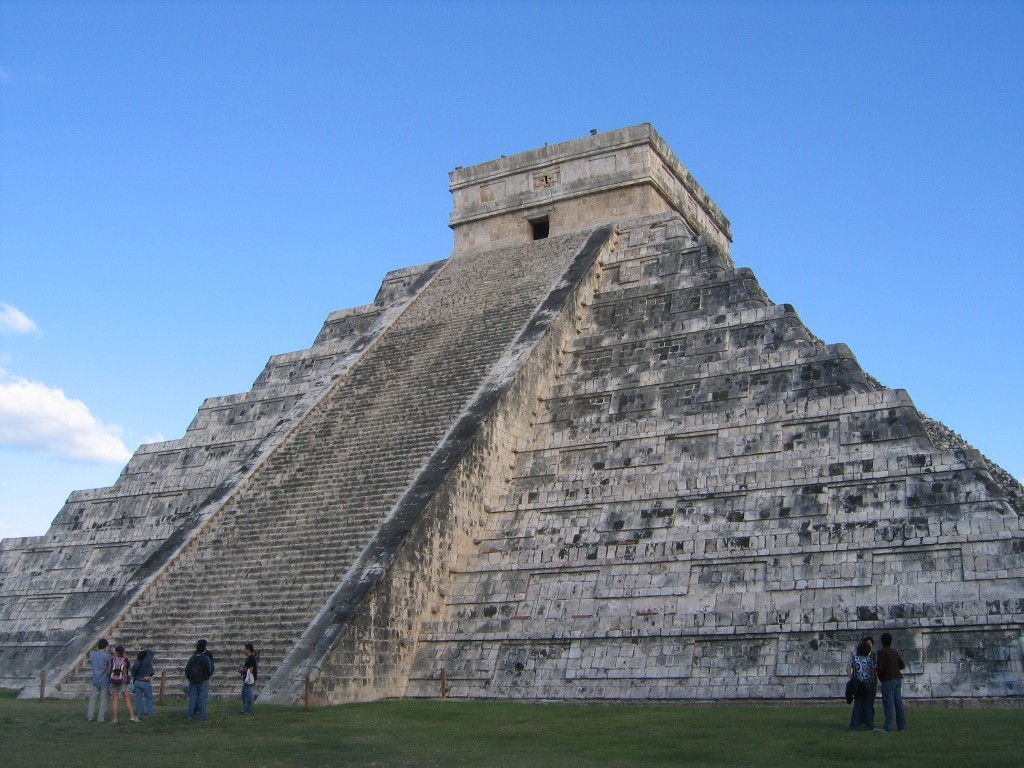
left=1, top=125, right=1020, bottom=704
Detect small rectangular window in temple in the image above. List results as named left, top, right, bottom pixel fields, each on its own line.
left=531, top=216, right=550, bottom=240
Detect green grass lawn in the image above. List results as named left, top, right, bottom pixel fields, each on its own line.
left=1, top=690, right=1021, bottom=767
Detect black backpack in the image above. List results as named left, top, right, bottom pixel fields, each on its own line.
left=185, top=652, right=212, bottom=683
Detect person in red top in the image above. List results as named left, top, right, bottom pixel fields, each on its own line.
left=876, top=632, right=907, bottom=732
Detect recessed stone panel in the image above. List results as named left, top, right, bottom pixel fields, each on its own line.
left=567, top=637, right=693, bottom=679
left=691, top=637, right=777, bottom=682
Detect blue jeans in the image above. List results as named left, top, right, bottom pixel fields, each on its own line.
left=880, top=678, right=907, bottom=731
left=241, top=683, right=255, bottom=715
left=133, top=679, right=155, bottom=717
left=849, top=685, right=875, bottom=730
left=186, top=680, right=209, bottom=720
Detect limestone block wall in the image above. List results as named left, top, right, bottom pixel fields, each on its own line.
left=453, top=186, right=668, bottom=255
left=0, top=262, right=441, bottom=691
left=406, top=212, right=1024, bottom=701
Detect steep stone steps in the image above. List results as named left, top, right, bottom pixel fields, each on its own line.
left=56, top=231, right=595, bottom=699
left=1, top=263, right=445, bottom=692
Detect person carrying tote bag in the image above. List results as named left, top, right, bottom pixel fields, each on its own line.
left=239, top=643, right=259, bottom=716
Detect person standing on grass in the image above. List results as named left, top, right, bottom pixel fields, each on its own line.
left=239, top=643, right=258, bottom=716
left=110, top=645, right=140, bottom=723
left=847, top=639, right=877, bottom=731
left=131, top=649, right=157, bottom=719
left=184, top=639, right=214, bottom=721
left=848, top=636, right=876, bottom=707
left=86, top=638, right=112, bottom=722
left=876, top=632, right=907, bottom=732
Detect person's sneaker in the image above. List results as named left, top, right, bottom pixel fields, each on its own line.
left=129, top=717, right=141, bottom=723
left=111, top=719, right=119, bottom=724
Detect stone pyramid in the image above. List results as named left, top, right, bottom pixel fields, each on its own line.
left=1, top=125, right=1020, bottom=704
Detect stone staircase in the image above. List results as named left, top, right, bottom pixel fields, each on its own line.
left=55, top=230, right=598, bottom=700
left=0, top=262, right=443, bottom=691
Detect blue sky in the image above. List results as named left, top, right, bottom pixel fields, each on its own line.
left=1, top=0, right=1021, bottom=540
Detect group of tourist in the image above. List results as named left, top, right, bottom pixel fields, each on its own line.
left=84, top=632, right=907, bottom=727
left=846, top=632, right=908, bottom=732
left=85, top=637, right=259, bottom=722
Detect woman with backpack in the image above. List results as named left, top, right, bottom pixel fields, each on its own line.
left=109, top=645, right=140, bottom=723
left=238, top=643, right=258, bottom=716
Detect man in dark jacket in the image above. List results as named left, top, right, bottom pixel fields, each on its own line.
left=876, top=632, right=907, bottom=731
left=185, top=639, right=215, bottom=721
left=131, top=649, right=157, bottom=718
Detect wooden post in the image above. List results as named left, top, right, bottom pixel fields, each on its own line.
left=304, top=674, right=312, bottom=712
left=39, top=670, right=46, bottom=702
left=158, top=670, right=167, bottom=705
left=439, top=667, right=448, bottom=699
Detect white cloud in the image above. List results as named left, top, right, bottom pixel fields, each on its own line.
left=0, top=371, right=132, bottom=462
left=0, top=303, right=40, bottom=335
